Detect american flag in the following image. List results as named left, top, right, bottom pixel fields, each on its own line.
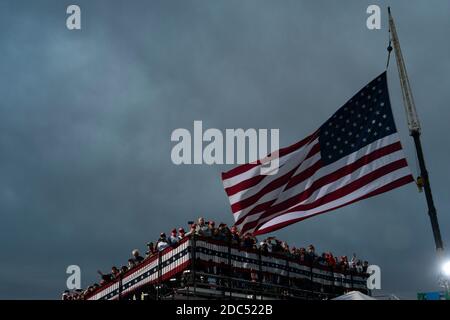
left=221, top=72, right=414, bottom=235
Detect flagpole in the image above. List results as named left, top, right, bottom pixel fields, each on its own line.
left=387, top=7, right=444, bottom=253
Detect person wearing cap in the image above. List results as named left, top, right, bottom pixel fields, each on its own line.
left=156, top=232, right=170, bottom=251
left=168, top=228, right=179, bottom=246
left=178, top=228, right=186, bottom=240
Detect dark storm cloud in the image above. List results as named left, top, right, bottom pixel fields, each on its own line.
left=0, top=0, right=449, bottom=298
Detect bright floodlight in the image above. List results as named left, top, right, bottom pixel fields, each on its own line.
left=442, top=261, right=450, bottom=277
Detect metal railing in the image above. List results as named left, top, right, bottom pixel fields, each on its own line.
left=84, top=234, right=368, bottom=300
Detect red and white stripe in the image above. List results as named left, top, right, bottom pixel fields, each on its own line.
left=221, top=132, right=414, bottom=235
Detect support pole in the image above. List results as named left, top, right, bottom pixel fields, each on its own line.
left=118, top=275, right=122, bottom=301
left=227, top=240, right=232, bottom=298
left=388, top=7, right=444, bottom=253
left=258, top=248, right=263, bottom=294
left=412, top=131, right=444, bottom=251
left=157, top=251, right=162, bottom=300
left=192, top=234, right=197, bottom=297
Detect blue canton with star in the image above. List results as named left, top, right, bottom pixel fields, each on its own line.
left=319, top=72, right=397, bottom=165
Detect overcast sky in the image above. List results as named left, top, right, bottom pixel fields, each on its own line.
left=1, top=0, right=449, bottom=299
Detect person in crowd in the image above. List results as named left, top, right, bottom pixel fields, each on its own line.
left=242, top=233, right=255, bottom=249
left=326, top=252, right=337, bottom=269
left=317, top=253, right=328, bottom=266
left=273, top=238, right=283, bottom=253
left=298, top=247, right=306, bottom=263
left=290, top=246, right=298, bottom=257
left=355, top=260, right=363, bottom=273
left=207, top=220, right=216, bottom=237
left=97, top=270, right=112, bottom=284
left=281, top=241, right=290, bottom=254
left=73, top=289, right=84, bottom=300
left=168, top=228, right=179, bottom=246
left=186, top=223, right=196, bottom=236
left=305, top=244, right=317, bottom=265
left=145, top=242, right=156, bottom=258
left=343, top=256, right=349, bottom=270
left=265, top=238, right=274, bottom=253
left=250, top=269, right=258, bottom=283
left=217, top=223, right=230, bottom=242
left=62, top=290, right=70, bottom=300
left=211, top=225, right=221, bottom=240
left=275, top=239, right=283, bottom=253
left=178, top=227, right=186, bottom=240
left=156, top=232, right=170, bottom=251
left=248, top=234, right=258, bottom=249
left=260, top=240, right=268, bottom=253
left=362, top=260, right=369, bottom=273
left=230, top=225, right=240, bottom=245
left=128, top=258, right=136, bottom=269
left=195, top=217, right=210, bottom=236
left=350, top=253, right=357, bottom=270
left=111, top=266, right=120, bottom=280
left=120, top=266, right=128, bottom=275
left=338, top=256, right=349, bottom=271
left=132, top=249, right=144, bottom=264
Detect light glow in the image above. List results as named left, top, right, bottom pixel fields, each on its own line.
left=442, top=261, right=450, bottom=277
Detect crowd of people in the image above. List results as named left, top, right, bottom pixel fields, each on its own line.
left=62, top=217, right=369, bottom=300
